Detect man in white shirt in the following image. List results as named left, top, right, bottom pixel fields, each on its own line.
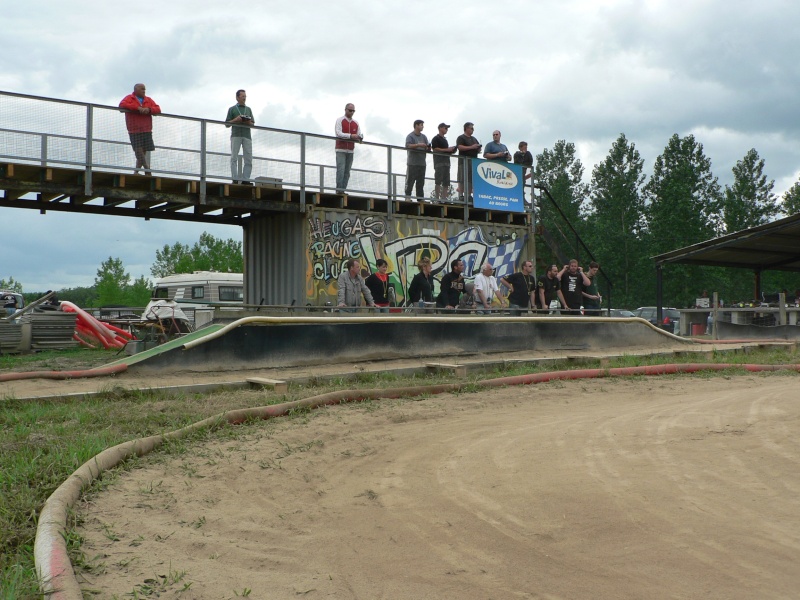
left=473, top=262, right=506, bottom=314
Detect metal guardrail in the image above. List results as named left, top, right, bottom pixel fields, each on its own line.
left=0, top=90, right=534, bottom=213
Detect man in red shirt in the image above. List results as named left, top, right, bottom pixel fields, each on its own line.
left=119, top=83, right=161, bottom=174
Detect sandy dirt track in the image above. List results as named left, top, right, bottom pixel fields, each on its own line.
left=77, top=374, right=800, bottom=599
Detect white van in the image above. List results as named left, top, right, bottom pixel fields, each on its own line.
left=148, top=272, right=243, bottom=327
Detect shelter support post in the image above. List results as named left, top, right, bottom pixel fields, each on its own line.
left=656, top=264, right=663, bottom=326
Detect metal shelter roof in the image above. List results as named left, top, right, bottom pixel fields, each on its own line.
left=653, top=212, right=800, bottom=273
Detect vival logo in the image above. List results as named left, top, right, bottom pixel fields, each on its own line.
left=477, top=163, right=518, bottom=189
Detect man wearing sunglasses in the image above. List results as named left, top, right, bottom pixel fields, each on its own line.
left=334, top=103, right=363, bottom=193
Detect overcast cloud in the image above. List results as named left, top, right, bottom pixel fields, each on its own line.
left=1, top=0, right=798, bottom=290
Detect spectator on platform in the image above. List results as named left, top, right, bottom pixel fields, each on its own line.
left=436, top=258, right=466, bottom=310
left=557, top=259, right=591, bottom=316
left=365, top=259, right=391, bottom=313
left=484, top=130, right=511, bottom=162
left=337, top=259, right=375, bottom=312
left=581, top=261, right=602, bottom=315
left=119, top=83, right=161, bottom=175
left=501, top=259, right=536, bottom=315
left=513, top=141, right=534, bottom=182
left=473, top=262, right=506, bottom=314
left=405, top=120, right=430, bottom=201
left=456, top=122, right=481, bottom=200
left=225, top=89, right=255, bottom=185
left=537, top=264, right=560, bottom=312
left=334, top=103, right=363, bottom=193
left=431, top=123, right=457, bottom=200
left=408, top=257, right=435, bottom=308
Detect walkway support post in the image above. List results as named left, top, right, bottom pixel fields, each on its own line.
left=84, top=106, right=93, bottom=196
left=200, top=119, right=207, bottom=205
left=300, top=133, right=306, bottom=211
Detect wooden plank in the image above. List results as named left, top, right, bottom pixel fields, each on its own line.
left=425, top=362, right=467, bottom=377
left=246, top=377, right=288, bottom=393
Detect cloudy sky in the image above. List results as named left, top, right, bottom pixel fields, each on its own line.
left=2, top=0, right=798, bottom=291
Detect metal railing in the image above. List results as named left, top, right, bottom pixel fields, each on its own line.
left=0, top=90, right=534, bottom=214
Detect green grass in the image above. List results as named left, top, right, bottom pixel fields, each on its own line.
left=0, top=346, right=115, bottom=372
left=1, top=345, right=798, bottom=598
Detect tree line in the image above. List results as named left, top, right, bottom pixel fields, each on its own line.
left=534, top=133, right=800, bottom=309
left=3, top=232, right=242, bottom=307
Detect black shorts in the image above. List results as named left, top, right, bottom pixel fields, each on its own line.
left=129, top=131, right=155, bottom=152
left=434, top=164, right=450, bottom=186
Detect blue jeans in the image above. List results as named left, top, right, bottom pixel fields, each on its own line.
left=509, top=302, right=528, bottom=316
left=336, top=151, right=354, bottom=192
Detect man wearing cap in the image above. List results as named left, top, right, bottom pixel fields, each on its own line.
left=405, top=119, right=430, bottom=201
left=484, top=130, right=512, bottom=161
left=456, top=122, right=481, bottom=200
left=431, top=122, right=457, bottom=200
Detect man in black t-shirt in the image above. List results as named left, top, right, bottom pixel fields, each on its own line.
left=557, top=259, right=591, bottom=315
left=500, top=260, right=536, bottom=316
left=431, top=123, right=457, bottom=200
left=537, top=264, right=560, bottom=312
left=456, top=122, right=481, bottom=199
left=436, top=259, right=465, bottom=309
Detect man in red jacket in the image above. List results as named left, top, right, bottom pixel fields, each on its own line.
left=334, top=103, right=362, bottom=193
left=119, top=83, right=161, bottom=174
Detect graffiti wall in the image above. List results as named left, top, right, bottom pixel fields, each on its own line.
left=306, top=209, right=531, bottom=306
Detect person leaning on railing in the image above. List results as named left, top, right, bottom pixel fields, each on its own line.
left=408, top=257, right=435, bottom=309
left=336, top=259, right=375, bottom=313
left=119, top=83, right=161, bottom=175
left=364, top=259, right=391, bottom=313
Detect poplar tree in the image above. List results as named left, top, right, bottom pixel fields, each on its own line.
left=586, top=134, right=647, bottom=306
left=533, top=140, right=588, bottom=263
left=722, top=148, right=778, bottom=233
left=643, top=134, right=722, bottom=306
left=782, top=179, right=800, bottom=216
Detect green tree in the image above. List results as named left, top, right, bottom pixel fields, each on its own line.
left=722, top=148, right=778, bottom=233
left=643, top=134, right=723, bottom=306
left=125, top=274, right=152, bottom=306
left=95, top=257, right=131, bottom=306
left=534, top=140, right=589, bottom=264
left=782, top=179, right=800, bottom=216
left=151, top=242, right=190, bottom=278
left=0, top=276, right=23, bottom=293
left=151, top=232, right=243, bottom=277
left=53, top=286, right=97, bottom=307
left=586, top=134, right=648, bottom=307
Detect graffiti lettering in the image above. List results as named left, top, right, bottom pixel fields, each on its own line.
left=310, top=239, right=363, bottom=260
left=309, top=216, right=385, bottom=241
left=307, top=215, right=528, bottom=304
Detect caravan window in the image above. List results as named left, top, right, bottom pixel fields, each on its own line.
left=219, top=286, right=243, bottom=301
left=192, top=286, right=205, bottom=299
left=153, top=287, right=169, bottom=299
